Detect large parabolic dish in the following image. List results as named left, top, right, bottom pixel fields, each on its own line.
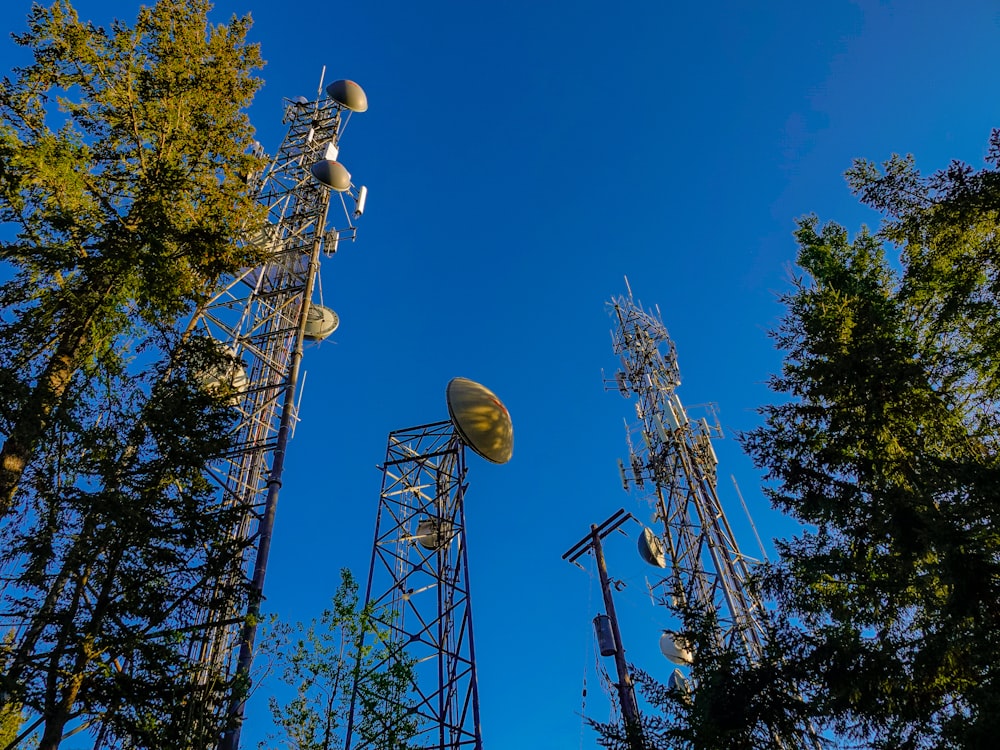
left=446, top=377, right=514, bottom=464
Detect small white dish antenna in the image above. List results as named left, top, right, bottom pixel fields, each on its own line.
left=668, top=668, right=690, bottom=693
left=414, top=517, right=453, bottom=550
left=303, top=304, right=339, bottom=341
left=638, top=527, right=667, bottom=568
left=660, top=631, right=693, bottom=665
left=310, top=159, right=351, bottom=191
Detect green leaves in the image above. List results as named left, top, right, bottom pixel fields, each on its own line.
left=0, top=1, right=268, bottom=745
left=260, top=570, right=419, bottom=750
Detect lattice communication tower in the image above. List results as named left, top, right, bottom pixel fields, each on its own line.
left=184, top=74, right=370, bottom=749
left=604, top=283, right=821, bottom=748
left=344, top=378, right=514, bottom=750
left=606, top=283, right=768, bottom=661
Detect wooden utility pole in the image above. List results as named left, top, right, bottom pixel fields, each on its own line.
left=563, top=509, right=644, bottom=750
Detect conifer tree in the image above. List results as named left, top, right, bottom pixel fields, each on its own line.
left=740, top=132, right=1000, bottom=748
left=0, top=1, right=267, bottom=746
left=0, top=0, right=265, bottom=514
left=591, top=132, right=1000, bottom=750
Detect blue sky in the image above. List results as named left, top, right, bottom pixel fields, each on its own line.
left=2, top=1, right=1000, bottom=747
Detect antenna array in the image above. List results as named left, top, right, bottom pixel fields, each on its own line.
left=182, top=76, right=368, bottom=748
left=605, top=288, right=768, bottom=656
left=600, top=285, right=822, bottom=749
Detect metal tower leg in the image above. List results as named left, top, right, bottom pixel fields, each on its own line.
left=176, top=75, right=368, bottom=748
left=345, top=421, right=483, bottom=750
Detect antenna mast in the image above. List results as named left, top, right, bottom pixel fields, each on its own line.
left=604, top=286, right=820, bottom=748
left=606, top=288, right=766, bottom=653
left=183, top=77, right=369, bottom=749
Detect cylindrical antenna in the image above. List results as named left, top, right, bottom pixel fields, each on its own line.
left=732, top=474, right=769, bottom=561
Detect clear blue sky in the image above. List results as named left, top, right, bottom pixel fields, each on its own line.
left=2, top=1, right=999, bottom=747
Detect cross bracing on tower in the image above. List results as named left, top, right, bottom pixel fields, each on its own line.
left=173, top=74, right=369, bottom=749
left=352, top=422, right=475, bottom=750
left=75, top=75, right=367, bottom=750
left=345, top=378, right=514, bottom=750
left=603, top=284, right=823, bottom=749
left=605, top=285, right=768, bottom=661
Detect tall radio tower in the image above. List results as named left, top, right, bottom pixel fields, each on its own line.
left=604, top=282, right=820, bottom=748
left=185, top=73, right=369, bottom=749
left=606, top=281, right=768, bottom=658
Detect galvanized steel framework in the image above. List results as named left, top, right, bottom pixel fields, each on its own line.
left=606, top=285, right=821, bottom=749
left=183, top=80, right=365, bottom=746
left=607, top=287, right=768, bottom=655
left=346, top=421, right=483, bottom=750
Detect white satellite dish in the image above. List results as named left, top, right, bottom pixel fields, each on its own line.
left=197, top=346, right=248, bottom=405
left=668, top=668, right=690, bottom=693
left=325, top=79, right=368, bottom=112
left=310, top=159, right=351, bottom=192
left=414, top=517, right=453, bottom=550
left=660, top=631, right=693, bottom=665
left=303, top=304, right=339, bottom=341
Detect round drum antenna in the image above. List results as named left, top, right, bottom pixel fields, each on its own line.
left=310, top=159, right=352, bottom=191
left=325, top=79, right=368, bottom=112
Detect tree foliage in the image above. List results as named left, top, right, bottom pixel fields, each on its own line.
left=0, top=0, right=266, bottom=513
left=590, top=131, right=1000, bottom=750
left=259, top=569, right=418, bottom=750
left=739, top=131, right=1000, bottom=748
left=0, top=1, right=266, bottom=747
left=589, top=597, right=820, bottom=750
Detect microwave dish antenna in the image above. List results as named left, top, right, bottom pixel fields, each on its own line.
left=603, top=283, right=822, bottom=749
left=143, top=70, right=373, bottom=750
left=446, top=377, right=514, bottom=464
left=310, top=159, right=352, bottom=191
left=326, top=79, right=368, bottom=112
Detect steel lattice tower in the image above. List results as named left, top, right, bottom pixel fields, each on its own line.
left=605, top=283, right=821, bottom=749
left=345, top=379, right=513, bottom=750
left=606, top=283, right=768, bottom=657
left=183, top=74, right=369, bottom=749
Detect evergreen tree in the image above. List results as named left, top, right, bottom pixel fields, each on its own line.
left=588, top=593, right=820, bottom=750
left=592, top=132, right=1000, bottom=750
left=0, top=632, right=25, bottom=747
left=0, top=0, right=266, bottom=515
left=740, top=131, right=1000, bottom=748
left=0, top=1, right=267, bottom=746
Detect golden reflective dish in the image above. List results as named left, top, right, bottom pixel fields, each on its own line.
left=446, top=377, right=513, bottom=464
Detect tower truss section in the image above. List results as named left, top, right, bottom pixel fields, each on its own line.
left=346, top=421, right=482, bottom=750
left=606, top=286, right=767, bottom=658
left=181, top=77, right=368, bottom=741
left=606, top=285, right=823, bottom=749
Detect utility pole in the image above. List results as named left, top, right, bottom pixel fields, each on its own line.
left=563, top=509, right=644, bottom=750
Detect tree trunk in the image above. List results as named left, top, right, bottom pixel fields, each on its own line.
left=36, top=542, right=124, bottom=750
left=0, top=299, right=99, bottom=516
left=3, top=512, right=100, bottom=692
